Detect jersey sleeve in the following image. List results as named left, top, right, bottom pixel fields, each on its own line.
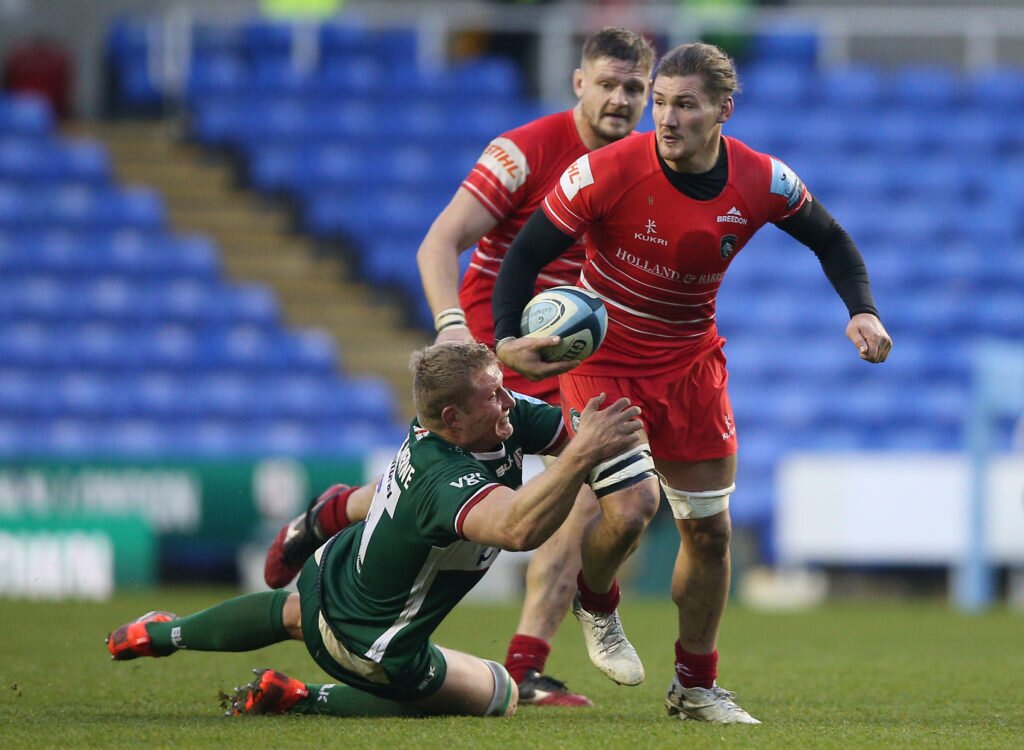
left=508, top=392, right=567, bottom=456
left=541, top=153, right=599, bottom=239
left=461, top=135, right=533, bottom=221
left=417, top=458, right=504, bottom=543
left=765, top=156, right=809, bottom=223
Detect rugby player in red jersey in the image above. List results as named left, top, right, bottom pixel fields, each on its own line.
left=491, top=42, right=892, bottom=723
left=263, top=27, right=656, bottom=708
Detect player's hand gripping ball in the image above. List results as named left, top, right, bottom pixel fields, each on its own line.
left=520, top=286, right=608, bottom=362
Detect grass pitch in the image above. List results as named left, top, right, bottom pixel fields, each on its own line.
left=1, top=588, right=1021, bottom=749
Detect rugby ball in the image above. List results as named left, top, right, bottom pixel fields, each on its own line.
left=520, top=286, right=608, bottom=362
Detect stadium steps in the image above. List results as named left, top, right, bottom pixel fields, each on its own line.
left=64, top=119, right=429, bottom=419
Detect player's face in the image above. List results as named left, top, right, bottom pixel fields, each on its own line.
left=574, top=56, right=651, bottom=147
left=458, top=365, right=516, bottom=450
left=651, top=73, right=733, bottom=173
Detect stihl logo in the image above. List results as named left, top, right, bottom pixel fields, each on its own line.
left=483, top=143, right=520, bottom=178
left=560, top=155, right=594, bottom=200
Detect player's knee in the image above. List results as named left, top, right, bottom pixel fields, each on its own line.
left=483, top=660, right=518, bottom=717
left=618, top=496, right=659, bottom=539
left=689, top=514, right=732, bottom=559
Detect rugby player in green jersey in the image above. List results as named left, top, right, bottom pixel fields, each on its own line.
left=105, top=342, right=642, bottom=718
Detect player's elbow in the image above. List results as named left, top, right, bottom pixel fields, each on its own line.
left=499, top=528, right=535, bottom=552
left=499, top=522, right=546, bottom=552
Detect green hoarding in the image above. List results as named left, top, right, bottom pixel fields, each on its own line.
left=0, top=458, right=366, bottom=543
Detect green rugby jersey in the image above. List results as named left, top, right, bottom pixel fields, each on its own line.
left=318, top=392, right=566, bottom=671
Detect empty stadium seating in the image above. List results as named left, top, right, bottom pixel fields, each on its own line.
left=0, top=91, right=403, bottom=460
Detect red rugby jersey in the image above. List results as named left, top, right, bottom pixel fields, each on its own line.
left=543, top=132, right=809, bottom=376
left=458, top=110, right=589, bottom=330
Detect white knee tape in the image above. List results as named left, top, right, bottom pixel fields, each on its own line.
left=483, top=660, right=514, bottom=717
left=587, top=443, right=657, bottom=498
left=662, top=483, right=735, bottom=520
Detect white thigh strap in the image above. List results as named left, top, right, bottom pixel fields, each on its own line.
left=662, top=483, right=735, bottom=520
left=587, top=443, right=657, bottom=498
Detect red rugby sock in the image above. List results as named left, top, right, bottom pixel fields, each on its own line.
left=576, top=570, right=621, bottom=613
left=674, top=641, right=718, bottom=689
left=316, top=485, right=360, bottom=537
left=504, top=634, right=551, bottom=683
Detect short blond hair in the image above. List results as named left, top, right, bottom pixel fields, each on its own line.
left=410, top=342, right=498, bottom=426
left=654, top=42, right=740, bottom=103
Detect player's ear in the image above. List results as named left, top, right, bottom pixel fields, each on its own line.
left=440, top=404, right=461, bottom=431
left=717, top=95, right=734, bottom=124
left=572, top=68, right=584, bottom=97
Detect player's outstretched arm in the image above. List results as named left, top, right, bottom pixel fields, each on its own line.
left=417, top=189, right=501, bottom=345
left=461, top=394, right=642, bottom=551
left=846, top=312, right=892, bottom=363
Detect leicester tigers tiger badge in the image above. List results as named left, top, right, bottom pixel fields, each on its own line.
left=720, top=234, right=738, bottom=259
left=569, top=408, right=582, bottom=433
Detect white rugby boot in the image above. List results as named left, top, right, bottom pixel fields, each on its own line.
left=571, top=594, right=645, bottom=686
left=665, top=676, right=761, bottom=724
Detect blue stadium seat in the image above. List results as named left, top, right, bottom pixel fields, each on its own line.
left=249, top=418, right=321, bottom=456
left=872, top=113, right=941, bottom=156
left=749, top=26, right=819, bottom=66
left=71, top=322, right=139, bottom=370
left=105, top=18, right=164, bottom=112
left=886, top=157, right=979, bottom=202
left=888, top=64, right=966, bottom=112
left=164, top=419, right=242, bottom=457
left=314, top=421, right=405, bottom=458
left=192, top=22, right=245, bottom=62
left=54, top=372, right=122, bottom=419
left=41, top=186, right=166, bottom=231
left=0, top=368, right=46, bottom=416
left=245, top=144, right=303, bottom=192
left=967, top=65, right=1024, bottom=113
left=0, top=416, right=42, bottom=456
left=248, top=62, right=314, bottom=98
left=187, top=55, right=248, bottom=101
left=41, top=417, right=98, bottom=457
left=195, top=371, right=256, bottom=417
left=315, top=57, right=389, bottom=96
left=817, top=64, right=888, bottom=109
left=738, top=64, right=815, bottom=108
left=318, top=19, right=376, bottom=64
left=133, top=324, right=201, bottom=370
left=0, top=95, right=53, bottom=137
left=976, top=292, right=1024, bottom=337
left=241, top=18, right=295, bottom=65
left=0, top=138, right=107, bottom=184
left=0, top=276, right=65, bottom=321
left=451, top=57, right=523, bottom=97
left=276, top=329, right=339, bottom=375
left=130, top=372, right=201, bottom=419
left=373, top=27, right=418, bottom=65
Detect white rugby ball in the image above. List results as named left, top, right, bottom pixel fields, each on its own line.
left=520, top=286, right=608, bottom=362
